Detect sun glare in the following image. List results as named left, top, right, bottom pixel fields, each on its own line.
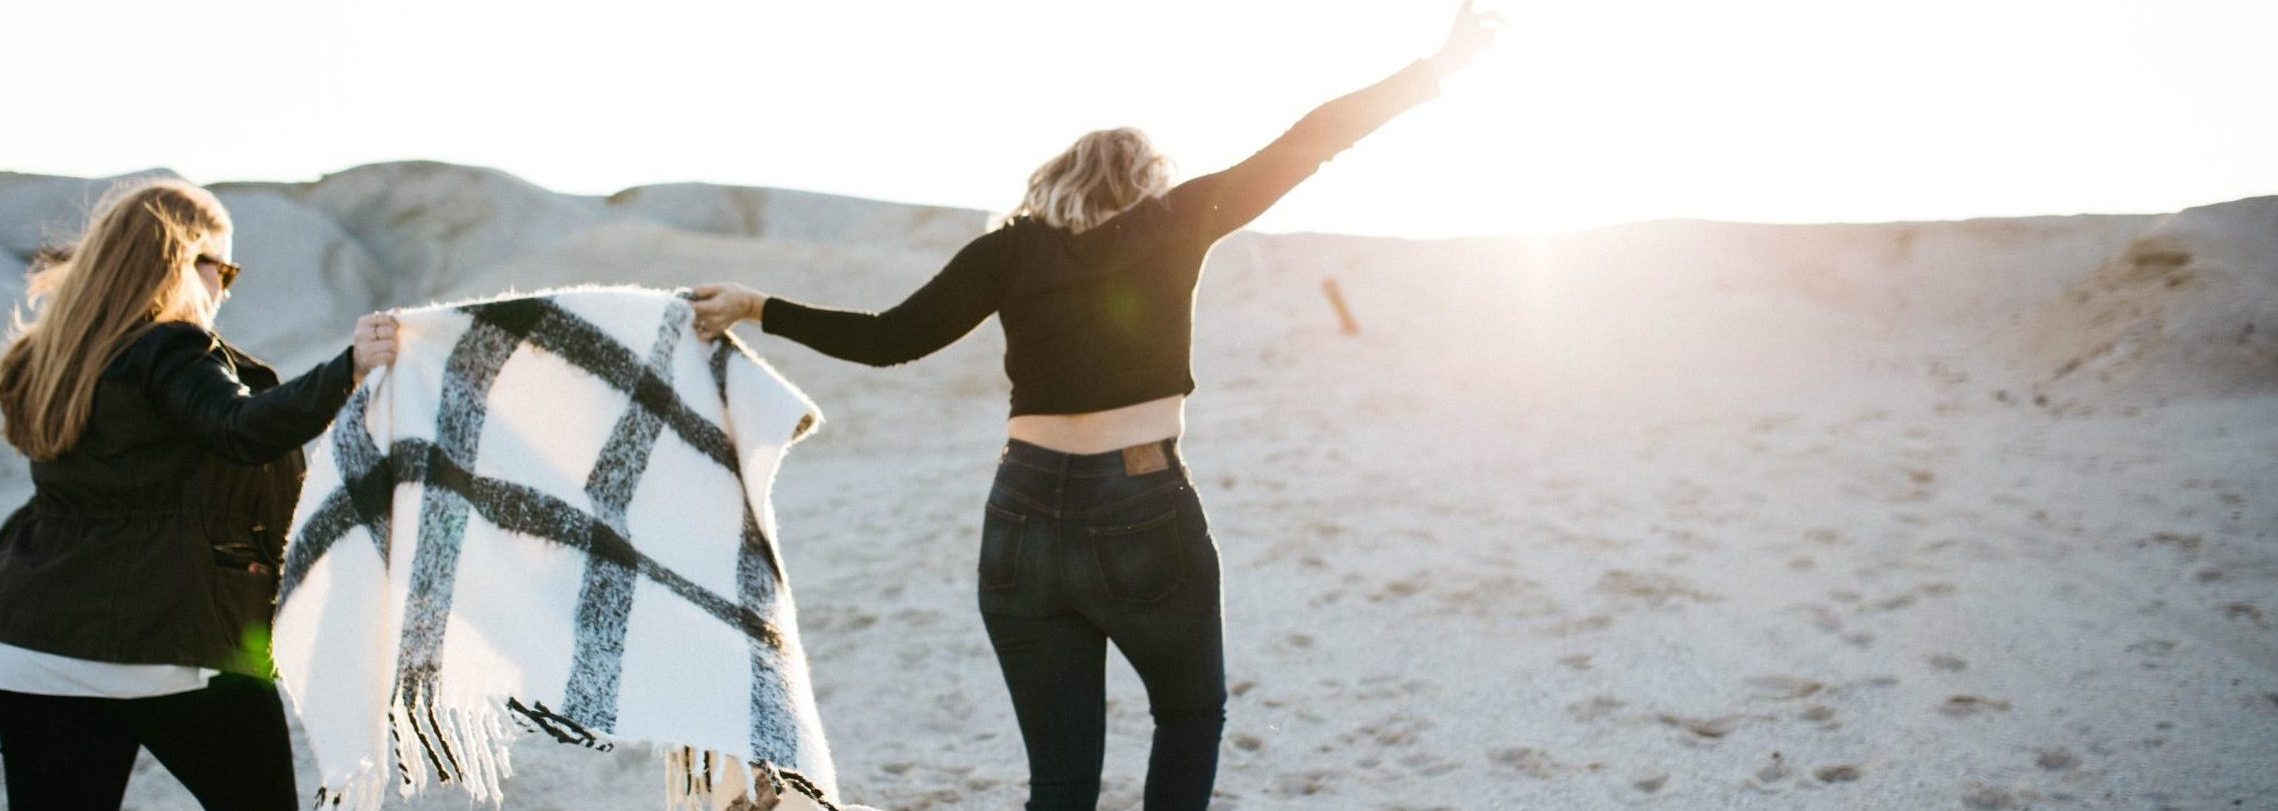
left=1259, top=0, right=2277, bottom=239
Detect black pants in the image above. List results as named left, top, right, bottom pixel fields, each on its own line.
left=0, top=673, right=298, bottom=810
left=979, top=439, right=1228, bottom=810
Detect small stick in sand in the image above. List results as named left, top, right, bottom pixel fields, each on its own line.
left=1322, top=277, right=1360, bottom=335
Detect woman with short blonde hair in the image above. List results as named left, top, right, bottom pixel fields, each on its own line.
left=0, top=178, right=399, bottom=810
left=693, top=4, right=1499, bottom=807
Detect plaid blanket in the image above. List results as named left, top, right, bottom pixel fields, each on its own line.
left=273, top=287, right=844, bottom=810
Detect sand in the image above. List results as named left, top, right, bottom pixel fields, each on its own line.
left=0, top=165, right=2270, bottom=809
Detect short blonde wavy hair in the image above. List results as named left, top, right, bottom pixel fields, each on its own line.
left=1010, top=127, right=1172, bottom=234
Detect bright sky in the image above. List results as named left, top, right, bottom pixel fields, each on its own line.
left=5, top=0, right=2273, bottom=239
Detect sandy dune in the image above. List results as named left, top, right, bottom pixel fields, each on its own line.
left=0, top=164, right=2270, bottom=809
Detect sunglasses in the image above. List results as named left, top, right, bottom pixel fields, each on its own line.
left=195, top=254, right=242, bottom=290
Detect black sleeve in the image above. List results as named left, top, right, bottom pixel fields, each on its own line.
left=1166, top=59, right=1445, bottom=243
left=144, top=324, right=360, bottom=465
left=758, top=231, right=1005, bottom=367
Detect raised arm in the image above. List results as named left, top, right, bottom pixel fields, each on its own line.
left=145, top=323, right=369, bottom=465
left=1167, top=1, right=1501, bottom=243
left=692, top=230, right=1008, bottom=367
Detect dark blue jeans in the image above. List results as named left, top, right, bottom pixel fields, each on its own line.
left=979, top=439, right=1226, bottom=810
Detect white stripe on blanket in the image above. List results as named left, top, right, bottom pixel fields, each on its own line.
left=274, top=287, right=843, bottom=810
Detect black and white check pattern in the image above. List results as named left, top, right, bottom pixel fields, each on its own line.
left=274, top=288, right=836, bottom=811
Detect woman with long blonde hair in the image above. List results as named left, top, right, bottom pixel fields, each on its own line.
left=0, top=178, right=398, bottom=810
left=692, top=4, right=1498, bottom=807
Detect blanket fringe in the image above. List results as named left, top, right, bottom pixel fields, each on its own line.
left=320, top=697, right=846, bottom=811
left=314, top=696, right=522, bottom=810
left=664, top=747, right=841, bottom=811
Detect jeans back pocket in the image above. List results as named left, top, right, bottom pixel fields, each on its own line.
left=979, top=502, right=1027, bottom=591
left=1087, top=507, right=1187, bottom=603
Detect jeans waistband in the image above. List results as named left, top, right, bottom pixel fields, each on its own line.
left=999, top=438, right=1183, bottom=478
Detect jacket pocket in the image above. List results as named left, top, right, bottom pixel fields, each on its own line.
left=211, top=540, right=275, bottom=577
left=207, top=561, right=280, bottom=677
left=979, top=502, right=1027, bottom=592
left=1088, top=507, right=1187, bottom=604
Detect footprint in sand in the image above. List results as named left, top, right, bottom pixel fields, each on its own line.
left=1804, top=527, right=1850, bottom=547
left=1269, top=769, right=1339, bottom=799
left=1349, top=714, right=1432, bottom=748
left=2138, top=531, right=2204, bottom=558
left=1894, top=467, right=1940, bottom=501
left=1399, top=751, right=1463, bottom=777
left=1800, top=705, right=1838, bottom=725
left=1929, top=654, right=1969, bottom=671
left=1490, top=747, right=1564, bottom=779
left=1658, top=713, right=1748, bottom=741
left=2126, top=639, right=2179, bottom=656
left=1751, top=414, right=1800, bottom=433
left=1812, top=764, right=1863, bottom=783
left=1796, top=605, right=1845, bottom=633
left=1743, top=676, right=1825, bottom=701
left=1630, top=771, right=1670, bottom=794
left=2034, top=748, right=2080, bottom=771
left=2128, top=639, right=2181, bottom=670
left=1347, top=674, right=1436, bottom=702
left=1368, top=574, right=1430, bottom=603
left=1542, top=614, right=1616, bottom=638
left=1939, top=695, right=2013, bottom=718
left=1962, top=784, right=2020, bottom=809
left=1568, top=695, right=1627, bottom=723
left=1596, top=570, right=1723, bottom=607
left=2222, top=602, right=2270, bottom=629
left=814, top=609, right=880, bottom=632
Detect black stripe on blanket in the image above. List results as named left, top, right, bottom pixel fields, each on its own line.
left=377, top=437, right=789, bottom=650
left=713, top=337, right=804, bottom=767
left=279, top=384, right=392, bottom=601
left=287, top=296, right=805, bottom=781
left=396, top=303, right=532, bottom=784
left=562, top=307, right=686, bottom=732
left=491, top=299, right=739, bottom=471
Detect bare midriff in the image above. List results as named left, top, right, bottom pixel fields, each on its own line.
left=1005, top=394, right=1186, bottom=455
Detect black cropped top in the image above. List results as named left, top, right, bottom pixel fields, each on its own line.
left=760, top=59, right=1445, bottom=416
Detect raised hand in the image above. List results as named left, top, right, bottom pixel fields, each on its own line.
left=1428, top=0, right=1504, bottom=77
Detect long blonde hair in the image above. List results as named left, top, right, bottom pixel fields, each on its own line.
left=1, top=179, right=229, bottom=460
left=1011, top=127, right=1172, bottom=234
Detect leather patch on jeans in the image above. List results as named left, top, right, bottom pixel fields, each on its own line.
left=1122, top=442, right=1170, bottom=476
